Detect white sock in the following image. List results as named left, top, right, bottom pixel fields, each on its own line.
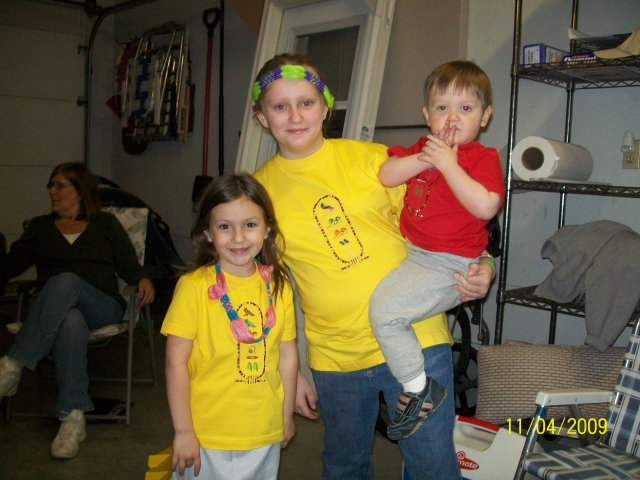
left=402, top=371, right=427, bottom=393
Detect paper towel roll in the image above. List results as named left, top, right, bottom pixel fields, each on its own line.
left=511, top=136, right=593, bottom=181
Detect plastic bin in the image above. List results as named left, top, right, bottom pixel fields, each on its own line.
left=402, top=415, right=543, bottom=480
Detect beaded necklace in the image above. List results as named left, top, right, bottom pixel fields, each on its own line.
left=207, top=260, right=276, bottom=344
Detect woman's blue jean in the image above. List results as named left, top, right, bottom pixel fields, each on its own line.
left=312, top=343, right=461, bottom=480
left=8, top=273, right=125, bottom=415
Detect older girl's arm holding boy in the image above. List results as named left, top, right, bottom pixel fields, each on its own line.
left=166, top=335, right=201, bottom=477
left=279, top=339, right=298, bottom=447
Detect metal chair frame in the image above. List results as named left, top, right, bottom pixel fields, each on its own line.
left=3, top=284, right=157, bottom=426
left=515, top=319, right=640, bottom=480
left=1, top=210, right=159, bottom=426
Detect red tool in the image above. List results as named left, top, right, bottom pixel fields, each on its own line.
left=192, top=7, right=222, bottom=203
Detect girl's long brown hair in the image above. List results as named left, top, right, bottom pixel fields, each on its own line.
left=187, top=173, right=288, bottom=299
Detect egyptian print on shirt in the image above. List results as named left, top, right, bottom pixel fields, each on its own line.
left=313, top=194, right=369, bottom=270
left=234, top=300, right=268, bottom=384
left=405, top=170, right=441, bottom=218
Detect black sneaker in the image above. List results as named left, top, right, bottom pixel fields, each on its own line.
left=387, top=377, right=447, bottom=441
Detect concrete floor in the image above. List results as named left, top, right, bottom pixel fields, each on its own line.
left=0, top=304, right=403, bottom=480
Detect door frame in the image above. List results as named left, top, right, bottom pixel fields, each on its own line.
left=235, top=0, right=396, bottom=173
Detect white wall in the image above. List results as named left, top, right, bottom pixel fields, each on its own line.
left=109, top=0, right=257, bottom=262
left=467, top=0, right=640, bottom=346
left=0, top=0, right=91, bottom=247
left=0, top=0, right=255, bottom=267
left=374, top=0, right=468, bottom=149
left=0, top=0, right=116, bottom=250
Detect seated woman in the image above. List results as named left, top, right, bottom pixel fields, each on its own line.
left=0, top=162, right=155, bottom=459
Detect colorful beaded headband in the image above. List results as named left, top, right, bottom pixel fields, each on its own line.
left=252, top=65, right=335, bottom=108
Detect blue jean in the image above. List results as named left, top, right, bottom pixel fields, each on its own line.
left=8, top=273, right=125, bottom=415
left=312, top=343, right=461, bottom=480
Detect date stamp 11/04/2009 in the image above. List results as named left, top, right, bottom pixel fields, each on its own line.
left=507, top=417, right=608, bottom=436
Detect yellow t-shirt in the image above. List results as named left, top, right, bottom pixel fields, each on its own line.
left=254, top=138, right=451, bottom=372
left=160, top=265, right=296, bottom=450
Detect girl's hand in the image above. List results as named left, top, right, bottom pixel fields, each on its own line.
left=172, top=431, right=201, bottom=477
left=137, top=278, right=155, bottom=307
left=281, top=414, right=296, bottom=448
left=294, top=372, right=319, bottom=420
left=453, top=261, right=493, bottom=302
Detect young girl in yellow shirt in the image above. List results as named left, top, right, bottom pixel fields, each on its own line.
left=162, top=174, right=297, bottom=480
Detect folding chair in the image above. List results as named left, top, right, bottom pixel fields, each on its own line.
left=4, top=207, right=158, bottom=425
left=515, top=319, right=640, bottom=480
left=0, top=233, right=32, bottom=324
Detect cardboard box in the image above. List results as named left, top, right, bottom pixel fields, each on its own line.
left=146, top=447, right=172, bottom=480
left=402, top=416, right=544, bottom=480
left=523, top=43, right=569, bottom=64
left=563, top=52, right=597, bottom=63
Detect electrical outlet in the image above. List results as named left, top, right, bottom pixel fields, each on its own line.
left=623, top=140, right=640, bottom=169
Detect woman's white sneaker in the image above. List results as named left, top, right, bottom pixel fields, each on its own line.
left=51, top=409, right=86, bottom=459
left=0, top=356, right=22, bottom=399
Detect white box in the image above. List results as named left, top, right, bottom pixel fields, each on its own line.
left=402, top=415, right=544, bottom=480
left=523, top=43, right=569, bottom=64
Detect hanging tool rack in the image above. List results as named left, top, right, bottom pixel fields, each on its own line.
left=120, top=22, right=192, bottom=143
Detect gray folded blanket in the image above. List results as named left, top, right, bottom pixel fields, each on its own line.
left=534, top=220, right=640, bottom=352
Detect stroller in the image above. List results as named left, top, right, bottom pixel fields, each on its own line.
left=96, top=177, right=185, bottom=313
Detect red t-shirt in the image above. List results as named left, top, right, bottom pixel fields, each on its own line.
left=388, top=139, right=505, bottom=258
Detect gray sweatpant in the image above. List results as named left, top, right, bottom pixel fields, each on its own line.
left=370, top=242, right=474, bottom=386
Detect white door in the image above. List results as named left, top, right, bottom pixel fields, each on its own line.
left=235, top=0, right=395, bottom=173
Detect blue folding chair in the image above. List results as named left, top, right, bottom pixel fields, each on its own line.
left=515, top=319, right=640, bottom=480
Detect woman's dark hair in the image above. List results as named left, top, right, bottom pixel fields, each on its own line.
left=50, top=162, right=101, bottom=221
left=188, top=173, right=288, bottom=299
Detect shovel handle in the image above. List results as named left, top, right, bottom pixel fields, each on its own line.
left=203, top=8, right=221, bottom=37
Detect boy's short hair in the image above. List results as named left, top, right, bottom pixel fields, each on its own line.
left=423, top=60, right=492, bottom=110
